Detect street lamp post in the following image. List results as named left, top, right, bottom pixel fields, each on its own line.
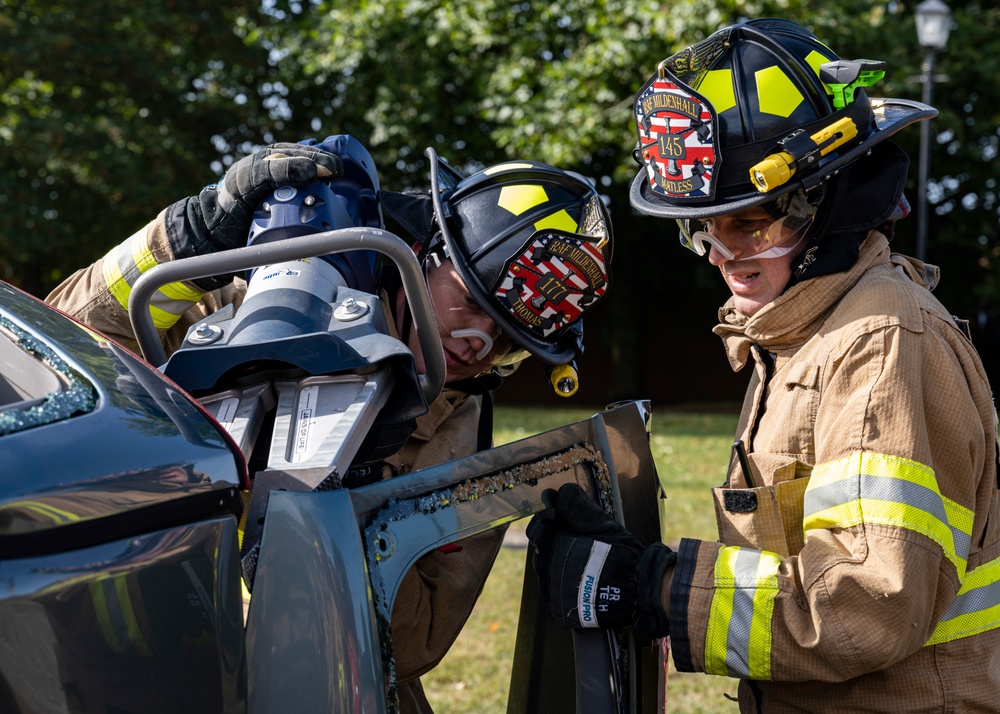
left=914, top=0, right=952, bottom=262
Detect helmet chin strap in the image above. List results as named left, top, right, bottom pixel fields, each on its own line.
left=451, top=328, right=495, bottom=360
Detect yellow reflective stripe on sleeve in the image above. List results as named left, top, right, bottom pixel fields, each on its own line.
left=102, top=235, right=134, bottom=312
left=943, top=497, right=975, bottom=547
left=705, top=546, right=782, bottom=679
left=130, top=231, right=158, bottom=273
left=803, top=452, right=972, bottom=580
left=926, top=555, right=1000, bottom=646
left=147, top=304, right=186, bottom=330
left=100, top=226, right=205, bottom=329
left=159, top=279, right=203, bottom=303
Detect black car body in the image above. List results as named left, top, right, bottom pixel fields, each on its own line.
left=0, top=281, right=247, bottom=712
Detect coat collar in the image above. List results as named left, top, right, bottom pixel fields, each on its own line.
left=712, top=232, right=905, bottom=371
left=409, top=387, right=471, bottom=440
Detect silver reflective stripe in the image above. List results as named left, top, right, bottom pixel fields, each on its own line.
left=927, top=555, right=1000, bottom=645
left=705, top=546, right=781, bottom=679
left=725, top=548, right=761, bottom=677
left=804, top=453, right=973, bottom=578
left=805, top=474, right=972, bottom=563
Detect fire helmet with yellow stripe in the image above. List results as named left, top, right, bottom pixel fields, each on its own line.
left=384, top=150, right=613, bottom=367
left=629, top=18, right=936, bottom=221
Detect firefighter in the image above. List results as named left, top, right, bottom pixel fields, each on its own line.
left=526, top=18, right=1000, bottom=712
left=46, top=141, right=613, bottom=713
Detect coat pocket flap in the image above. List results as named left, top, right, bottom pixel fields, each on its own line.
left=784, top=362, right=820, bottom=390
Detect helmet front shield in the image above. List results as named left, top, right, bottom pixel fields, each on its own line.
left=634, top=63, right=722, bottom=205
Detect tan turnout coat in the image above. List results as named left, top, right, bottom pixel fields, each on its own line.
left=666, top=232, right=1000, bottom=712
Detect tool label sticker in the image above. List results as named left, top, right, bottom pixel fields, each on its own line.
left=294, top=385, right=319, bottom=460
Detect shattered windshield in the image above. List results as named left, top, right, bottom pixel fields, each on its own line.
left=0, top=314, right=97, bottom=436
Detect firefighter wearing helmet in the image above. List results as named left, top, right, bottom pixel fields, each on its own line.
left=377, top=153, right=613, bottom=712
left=527, top=19, right=1000, bottom=713
left=381, top=148, right=613, bottom=398
left=46, top=138, right=613, bottom=714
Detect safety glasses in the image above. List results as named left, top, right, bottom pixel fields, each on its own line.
left=677, top=210, right=813, bottom=261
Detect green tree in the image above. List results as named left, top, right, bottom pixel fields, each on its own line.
left=251, top=0, right=1000, bottom=398
left=243, top=0, right=748, bottom=399
left=0, top=0, right=275, bottom=295
left=2, top=0, right=997, bottom=398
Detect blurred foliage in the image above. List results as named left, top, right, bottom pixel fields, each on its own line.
left=0, top=0, right=274, bottom=294
left=2, top=0, right=998, bottom=395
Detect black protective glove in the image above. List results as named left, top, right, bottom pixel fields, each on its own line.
left=165, top=143, right=343, bottom=283
left=526, top=482, right=675, bottom=640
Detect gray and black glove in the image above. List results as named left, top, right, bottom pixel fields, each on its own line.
left=526, top=482, right=675, bottom=640
left=166, top=143, right=343, bottom=286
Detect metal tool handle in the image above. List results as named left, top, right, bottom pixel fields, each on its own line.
left=128, top=227, right=445, bottom=403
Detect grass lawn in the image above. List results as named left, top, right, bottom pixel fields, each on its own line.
left=422, top=403, right=743, bottom=713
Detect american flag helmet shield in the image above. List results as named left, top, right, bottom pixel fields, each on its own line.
left=494, top=229, right=609, bottom=340
left=635, top=67, right=720, bottom=201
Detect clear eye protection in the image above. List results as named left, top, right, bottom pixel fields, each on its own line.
left=677, top=211, right=813, bottom=261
